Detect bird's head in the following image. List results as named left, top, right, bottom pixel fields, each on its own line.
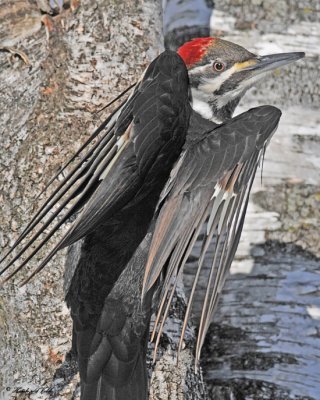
left=178, top=37, right=304, bottom=123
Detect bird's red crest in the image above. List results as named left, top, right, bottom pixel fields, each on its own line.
left=178, top=37, right=216, bottom=68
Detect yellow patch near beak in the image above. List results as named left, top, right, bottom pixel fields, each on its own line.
left=234, top=59, right=257, bottom=71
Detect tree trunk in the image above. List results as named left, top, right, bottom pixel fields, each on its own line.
left=162, top=1, right=320, bottom=399
left=0, top=1, right=163, bottom=398
left=163, top=0, right=213, bottom=49
left=2, top=1, right=319, bottom=399
left=0, top=1, right=210, bottom=399
left=184, top=2, right=320, bottom=399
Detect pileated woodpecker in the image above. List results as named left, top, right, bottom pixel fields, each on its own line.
left=1, top=38, right=304, bottom=399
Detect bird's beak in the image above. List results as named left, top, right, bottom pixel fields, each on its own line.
left=240, top=52, right=305, bottom=75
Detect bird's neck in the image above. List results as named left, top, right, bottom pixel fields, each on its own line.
left=191, top=88, right=240, bottom=124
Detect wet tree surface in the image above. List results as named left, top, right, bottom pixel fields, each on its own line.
left=1, top=0, right=319, bottom=399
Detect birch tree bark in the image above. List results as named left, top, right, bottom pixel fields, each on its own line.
left=183, top=2, right=320, bottom=399
left=164, top=1, right=320, bottom=398
left=0, top=1, right=163, bottom=398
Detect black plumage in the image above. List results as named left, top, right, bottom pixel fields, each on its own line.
left=80, top=105, right=281, bottom=399
left=1, top=51, right=191, bottom=399
left=143, top=106, right=281, bottom=362
left=64, top=53, right=191, bottom=396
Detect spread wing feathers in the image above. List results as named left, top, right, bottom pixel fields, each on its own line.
left=0, top=101, right=124, bottom=268
left=142, top=105, right=281, bottom=363
left=1, top=50, right=190, bottom=284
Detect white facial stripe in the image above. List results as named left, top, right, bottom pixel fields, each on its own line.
left=192, top=97, right=213, bottom=119
left=188, top=64, right=210, bottom=76
left=190, top=61, right=266, bottom=121
left=191, top=94, right=222, bottom=124
left=215, top=73, right=263, bottom=109
left=198, top=64, right=238, bottom=95
left=191, top=87, right=211, bottom=103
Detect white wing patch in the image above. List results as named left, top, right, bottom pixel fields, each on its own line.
left=99, top=125, right=131, bottom=181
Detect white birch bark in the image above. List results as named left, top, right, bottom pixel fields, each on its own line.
left=163, top=0, right=213, bottom=49
left=183, top=3, right=320, bottom=398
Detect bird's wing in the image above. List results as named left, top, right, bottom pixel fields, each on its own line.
left=60, top=51, right=190, bottom=249
left=142, top=105, right=281, bottom=363
left=0, top=93, right=127, bottom=269
left=1, top=51, right=190, bottom=284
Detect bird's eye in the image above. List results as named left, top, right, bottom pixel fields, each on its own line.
left=213, top=61, right=225, bottom=72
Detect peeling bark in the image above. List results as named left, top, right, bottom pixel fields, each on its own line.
left=163, top=1, right=320, bottom=398
left=185, top=2, right=320, bottom=398
left=0, top=0, right=163, bottom=398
